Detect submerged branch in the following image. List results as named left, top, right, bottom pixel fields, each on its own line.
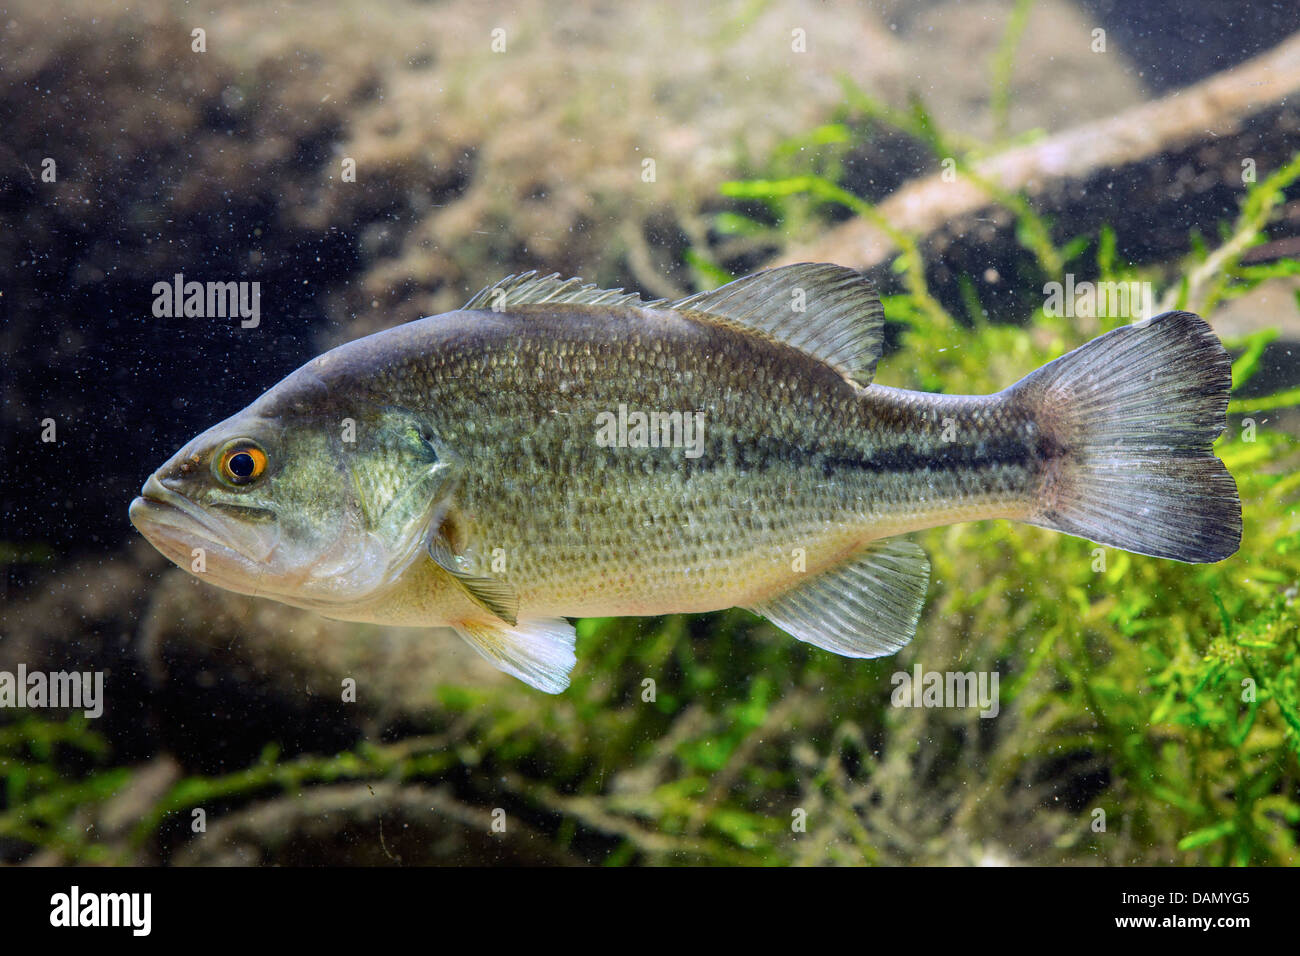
left=774, top=33, right=1300, bottom=285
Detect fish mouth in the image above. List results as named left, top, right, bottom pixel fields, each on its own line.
left=129, top=475, right=279, bottom=565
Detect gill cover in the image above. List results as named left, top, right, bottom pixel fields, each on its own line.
left=347, top=408, right=462, bottom=585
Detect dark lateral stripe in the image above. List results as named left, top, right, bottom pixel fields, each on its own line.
left=857, top=435, right=1042, bottom=475
left=656, top=431, right=1047, bottom=477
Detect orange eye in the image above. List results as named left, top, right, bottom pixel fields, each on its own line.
left=219, top=443, right=267, bottom=485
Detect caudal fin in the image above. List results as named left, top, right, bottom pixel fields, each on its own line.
left=1011, top=311, right=1241, bottom=563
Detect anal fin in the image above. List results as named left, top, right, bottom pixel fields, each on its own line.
left=745, top=538, right=930, bottom=658
left=455, top=618, right=577, bottom=694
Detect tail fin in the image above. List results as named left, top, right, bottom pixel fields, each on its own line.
left=1011, top=311, right=1241, bottom=563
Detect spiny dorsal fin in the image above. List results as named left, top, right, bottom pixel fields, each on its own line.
left=670, top=263, right=884, bottom=385
left=463, top=272, right=667, bottom=311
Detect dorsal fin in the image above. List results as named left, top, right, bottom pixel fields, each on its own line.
left=463, top=272, right=667, bottom=310
left=670, top=263, right=884, bottom=385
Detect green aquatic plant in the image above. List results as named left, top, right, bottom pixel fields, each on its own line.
left=989, top=0, right=1039, bottom=144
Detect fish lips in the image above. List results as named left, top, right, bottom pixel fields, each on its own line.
left=129, top=475, right=280, bottom=570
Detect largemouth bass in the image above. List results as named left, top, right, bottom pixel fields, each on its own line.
left=129, top=264, right=1242, bottom=692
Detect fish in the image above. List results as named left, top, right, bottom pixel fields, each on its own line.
left=129, top=263, right=1242, bottom=693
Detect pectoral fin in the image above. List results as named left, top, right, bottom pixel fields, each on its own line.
left=454, top=618, right=577, bottom=694
left=428, top=532, right=520, bottom=626
left=745, top=538, right=930, bottom=658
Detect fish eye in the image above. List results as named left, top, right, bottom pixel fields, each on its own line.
left=216, top=441, right=268, bottom=486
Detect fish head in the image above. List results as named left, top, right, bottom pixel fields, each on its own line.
left=129, top=369, right=455, bottom=610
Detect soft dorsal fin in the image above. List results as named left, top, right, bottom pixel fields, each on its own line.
left=463, top=272, right=667, bottom=311
left=670, top=263, right=884, bottom=385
